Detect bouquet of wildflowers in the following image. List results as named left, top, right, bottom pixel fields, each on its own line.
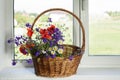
left=7, top=8, right=85, bottom=77
left=8, top=23, right=64, bottom=65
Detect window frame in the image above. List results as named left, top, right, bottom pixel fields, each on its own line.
left=80, top=0, right=120, bottom=68
left=7, top=0, right=120, bottom=68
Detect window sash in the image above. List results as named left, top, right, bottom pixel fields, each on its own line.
left=81, top=0, right=120, bottom=68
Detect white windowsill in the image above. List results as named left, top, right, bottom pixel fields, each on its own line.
left=0, top=67, right=120, bottom=80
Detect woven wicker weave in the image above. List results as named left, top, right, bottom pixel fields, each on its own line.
left=31, top=8, right=85, bottom=77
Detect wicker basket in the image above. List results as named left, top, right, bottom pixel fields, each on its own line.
left=30, top=8, right=85, bottom=77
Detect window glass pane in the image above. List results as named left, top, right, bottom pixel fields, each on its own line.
left=14, top=0, right=73, bottom=59
left=89, top=0, right=120, bottom=55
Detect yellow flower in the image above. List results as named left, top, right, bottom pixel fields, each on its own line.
left=53, top=46, right=58, bottom=51
left=51, top=51, right=55, bottom=55
left=49, top=47, right=52, bottom=51
left=58, top=40, right=63, bottom=45
left=58, top=49, right=63, bottom=54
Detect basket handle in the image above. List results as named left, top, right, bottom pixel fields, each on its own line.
left=31, top=8, right=85, bottom=50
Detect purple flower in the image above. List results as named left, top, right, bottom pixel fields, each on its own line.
left=52, top=28, right=64, bottom=42
left=54, top=28, right=59, bottom=32
left=36, top=28, right=39, bottom=32
left=25, top=23, right=31, bottom=28
left=12, top=60, right=16, bottom=66
left=52, top=34, right=63, bottom=42
left=22, top=36, right=28, bottom=42
left=16, top=36, right=21, bottom=40
left=26, top=59, right=33, bottom=64
left=69, top=56, right=73, bottom=61
left=42, top=38, right=48, bottom=43
left=15, top=41, right=19, bottom=46
left=47, top=18, right=52, bottom=22
left=35, top=51, right=40, bottom=56
left=13, top=36, right=28, bottom=46
left=7, top=39, right=13, bottom=43
left=23, top=38, right=27, bottom=42
left=51, top=54, right=56, bottom=58
left=50, top=41, right=54, bottom=47
left=7, top=40, right=11, bottom=43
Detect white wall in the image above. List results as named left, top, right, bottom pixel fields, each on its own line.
left=0, top=0, right=7, bottom=69
left=0, top=0, right=13, bottom=70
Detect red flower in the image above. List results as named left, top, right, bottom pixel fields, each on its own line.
left=19, top=45, right=27, bottom=55
left=27, top=28, right=33, bottom=38
left=47, top=25, right=55, bottom=34
left=41, top=34, right=52, bottom=40
left=40, top=29, right=52, bottom=40
left=40, top=29, right=48, bottom=35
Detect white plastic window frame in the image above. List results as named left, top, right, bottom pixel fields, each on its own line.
left=80, top=0, right=120, bottom=68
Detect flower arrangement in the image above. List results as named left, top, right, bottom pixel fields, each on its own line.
left=8, top=23, right=65, bottom=65
left=7, top=8, right=85, bottom=77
